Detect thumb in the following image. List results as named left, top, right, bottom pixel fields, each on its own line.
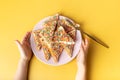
left=15, top=40, right=22, bottom=48
left=15, top=40, right=23, bottom=52
left=15, top=40, right=25, bottom=56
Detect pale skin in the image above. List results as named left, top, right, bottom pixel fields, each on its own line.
left=76, top=38, right=89, bottom=80
left=14, top=32, right=33, bottom=80
left=14, top=32, right=89, bottom=80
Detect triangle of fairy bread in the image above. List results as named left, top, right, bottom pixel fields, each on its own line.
left=33, top=30, right=51, bottom=60
left=39, top=14, right=64, bottom=62
left=58, top=17, right=76, bottom=41
left=33, top=30, right=42, bottom=50
left=33, top=14, right=59, bottom=61
left=53, top=26, right=75, bottom=57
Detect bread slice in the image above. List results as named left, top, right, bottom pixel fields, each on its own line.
left=33, top=14, right=59, bottom=60
left=58, top=18, right=75, bottom=32
left=53, top=26, right=75, bottom=57
left=43, top=14, right=59, bottom=28
left=49, top=42, right=63, bottom=62
left=39, top=29, right=63, bottom=62
left=33, top=30, right=51, bottom=60
left=68, top=30, right=76, bottom=41
left=58, top=17, right=76, bottom=41
left=39, top=15, right=59, bottom=41
left=42, top=44, right=51, bottom=60
left=34, top=25, right=56, bottom=61
left=38, top=15, right=61, bottom=62
left=32, top=30, right=42, bottom=50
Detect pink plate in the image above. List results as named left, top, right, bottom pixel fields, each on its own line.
left=30, top=15, right=82, bottom=66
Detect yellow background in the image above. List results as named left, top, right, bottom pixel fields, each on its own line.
left=0, top=0, right=120, bottom=80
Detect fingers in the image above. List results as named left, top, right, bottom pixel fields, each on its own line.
left=25, top=31, right=31, bottom=41
left=22, top=31, right=31, bottom=43
left=15, top=40, right=22, bottom=47
left=82, top=37, right=89, bottom=47
left=76, top=37, right=90, bottom=62
left=84, top=38, right=89, bottom=48
left=15, top=40, right=23, bottom=52
left=77, top=43, right=84, bottom=60
left=15, top=40, right=25, bottom=58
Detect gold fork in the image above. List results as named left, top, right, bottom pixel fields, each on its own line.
left=75, top=27, right=109, bottom=48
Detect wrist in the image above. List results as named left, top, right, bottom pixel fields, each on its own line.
left=77, top=62, right=86, bottom=71
left=20, top=58, right=30, bottom=64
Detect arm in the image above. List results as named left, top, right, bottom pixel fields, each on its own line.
left=14, top=32, right=33, bottom=80
left=76, top=38, right=89, bottom=80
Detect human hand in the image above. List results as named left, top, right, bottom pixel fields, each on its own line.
left=77, top=37, right=89, bottom=67
left=15, top=32, right=33, bottom=62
